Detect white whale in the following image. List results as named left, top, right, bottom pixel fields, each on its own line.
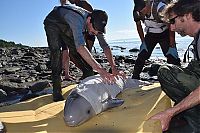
left=64, top=75, right=146, bottom=127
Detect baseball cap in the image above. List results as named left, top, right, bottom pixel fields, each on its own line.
left=91, top=10, right=108, bottom=34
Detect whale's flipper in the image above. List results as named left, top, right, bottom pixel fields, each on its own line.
left=0, top=121, right=6, bottom=133
left=102, top=98, right=124, bottom=111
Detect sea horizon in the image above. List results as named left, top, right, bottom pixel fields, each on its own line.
left=94, top=35, right=194, bottom=61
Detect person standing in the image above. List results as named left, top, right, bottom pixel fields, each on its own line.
left=132, top=0, right=181, bottom=79
left=150, top=0, right=200, bottom=132
left=69, top=0, right=95, bottom=52
left=60, top=0, right=95, bottom=81
left=44, top=4, right=125, bottom=101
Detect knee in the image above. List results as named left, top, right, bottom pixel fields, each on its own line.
left=158, top=65, right=171, bottom=78
left=167, top=55, right=181, bottom=66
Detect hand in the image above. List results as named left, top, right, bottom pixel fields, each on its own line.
left=166, top=47, right=179, bottom=59
left=149, top=108, right=174, bottom=131
left=112, top=67, right=127, bottom=79
left=98, top=68, right=116, bottom=84
left=139, top=41, right=148, bottom=53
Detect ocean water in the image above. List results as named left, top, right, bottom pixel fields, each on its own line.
left=94, top=36, right=194, bottom=61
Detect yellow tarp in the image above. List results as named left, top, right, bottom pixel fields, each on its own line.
left=0, top=83, right=172, bottom=133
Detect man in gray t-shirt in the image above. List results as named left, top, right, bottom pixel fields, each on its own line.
left=44, top=4, right=125, bottom=102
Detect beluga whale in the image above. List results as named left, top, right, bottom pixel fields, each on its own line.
left=64, top=75, right=147, bottom=127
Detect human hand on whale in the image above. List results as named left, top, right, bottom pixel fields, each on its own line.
left=111, top=67, right=126, bottom=80
left=98, top=66, right=126, bottom=84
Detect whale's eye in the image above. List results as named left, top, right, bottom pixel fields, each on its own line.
left=87, top=110, right=90, bottom=114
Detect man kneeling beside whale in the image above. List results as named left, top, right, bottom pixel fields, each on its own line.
left=64, top=75, right=149, bottom=126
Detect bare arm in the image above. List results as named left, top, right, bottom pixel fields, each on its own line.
left=103, top=47, right=126, bottom=78
left=77, top=45, right=116, bottom=83
left=170, top=85, right=200, bottom=116
left=136, top=21, right=145, bottom=42
left=103, top=47, right=116, bottom=69
left=150, top=85, right=200, bottom=131
left=169, top=25, right=176, bottom=47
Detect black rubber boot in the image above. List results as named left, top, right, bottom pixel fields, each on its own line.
left=53, top=80, right=64, bottom=102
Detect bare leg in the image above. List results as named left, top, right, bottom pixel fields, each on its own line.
left=62, top=49, right=76, bottom=81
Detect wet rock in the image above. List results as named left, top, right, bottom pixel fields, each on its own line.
left=23, top=51, right=38, bottom=57
left=143, top=63, right=162, bottom=76
left=9, top=78, right=26, bottom=83
left=29, top=80, right=50, bottom=92
left=35, top=64, right=47, bottom=72
left=124, top=58, right=136, bottom=64
left=2, top=61, right=7, bottom=66
left=0, top=69, right=5, bottom=75
left=0, top=46, right=166, bottom=105
left=5, top=67, right=21, bottom=74
left=0, top=81, right=29, bottom=92
left=129, top=48, right=139, bottom=52
left=95, top=58, right=104, bottom=63
left=115, top=55, right=125, bottom=61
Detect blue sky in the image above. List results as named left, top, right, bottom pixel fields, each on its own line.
left=0, top=0, right=137, bottom=47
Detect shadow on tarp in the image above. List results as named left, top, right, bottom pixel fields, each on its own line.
left=0, top=83, right=171, bottom=133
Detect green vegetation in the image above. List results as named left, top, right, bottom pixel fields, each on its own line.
left=0, top=39, right=28, bottom=48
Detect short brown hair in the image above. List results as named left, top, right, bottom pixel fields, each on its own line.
left=161, top=0, right=200, bottom=23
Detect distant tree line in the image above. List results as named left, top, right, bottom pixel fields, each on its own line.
left=0, top=39, right=28, bottom=48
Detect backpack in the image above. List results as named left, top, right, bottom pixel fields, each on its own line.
left=183, top=30, right=200, bottom=62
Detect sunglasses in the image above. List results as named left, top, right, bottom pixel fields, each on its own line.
left=168, top=16, right=179, bottom=24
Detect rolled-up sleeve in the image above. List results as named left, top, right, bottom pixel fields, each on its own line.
left=64, top=13, right=86, bottom=48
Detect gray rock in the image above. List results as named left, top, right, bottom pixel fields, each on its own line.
left=29, top=80, right=50, bottom=92
left=5, top=67, right=21, bottom=74
left=0, top=46, right=165, bottom=106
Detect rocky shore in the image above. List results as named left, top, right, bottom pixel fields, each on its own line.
left=0, top=47, right=165, bottom=105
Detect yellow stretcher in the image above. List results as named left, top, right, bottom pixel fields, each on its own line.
left=0, top=83, right=172, bottom=133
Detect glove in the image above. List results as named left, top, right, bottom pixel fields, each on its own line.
left=139, top=41, right=148, bottom=53
left=166, top=47, right=179, bottom=59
